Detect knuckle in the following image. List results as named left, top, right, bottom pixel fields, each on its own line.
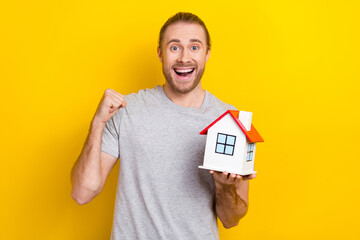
left=103, top=95, right=112, bottom=102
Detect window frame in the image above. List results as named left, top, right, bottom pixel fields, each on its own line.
left=215, top=133, right=236, bottom=156
left=246, top=143, right=255, bottom=162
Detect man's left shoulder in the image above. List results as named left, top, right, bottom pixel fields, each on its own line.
left=206, top=90, right=237, bottom=111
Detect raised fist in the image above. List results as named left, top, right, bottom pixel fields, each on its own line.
left=92, top=88, right=127, bottom=125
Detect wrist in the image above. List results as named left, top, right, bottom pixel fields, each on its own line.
left=90, top=118, right=106, bottom=131
left=214, top=181, right=236, bottom=194
left=91, top=116, right=106, bottom=128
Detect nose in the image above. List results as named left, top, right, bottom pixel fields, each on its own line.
left=177, top=49, right=191, bottom=63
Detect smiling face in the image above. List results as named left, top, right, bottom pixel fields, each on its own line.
left=158, top=22, right=210, bottom=94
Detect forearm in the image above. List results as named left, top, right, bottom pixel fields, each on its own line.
left=214, top=182, right=248, bottom=228
left=71, top=120, right=105, bottom=204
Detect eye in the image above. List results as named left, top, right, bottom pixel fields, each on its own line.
left=191, top=46, right=199, bottom=51
left=171, top=46, right=179, bottom=51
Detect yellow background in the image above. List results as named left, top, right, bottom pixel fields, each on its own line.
left=1, top=0, right=359, bottom=239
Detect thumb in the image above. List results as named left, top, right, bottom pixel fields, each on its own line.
left=121, top=100, right=127, bottom=107
left=109, top=100, right=127, bottom=114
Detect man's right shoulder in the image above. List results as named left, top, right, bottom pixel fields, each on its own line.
left=108, top=86, right=162, bottom=126
left=124, top=85, right=162, bottom=107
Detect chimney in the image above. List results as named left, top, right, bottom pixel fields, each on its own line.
left=239, top=111, right=252, bottom=131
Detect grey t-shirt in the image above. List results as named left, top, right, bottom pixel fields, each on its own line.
left=102, top=85, right=235, bottom=240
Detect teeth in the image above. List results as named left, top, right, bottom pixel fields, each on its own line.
left=175, top=68, right=194, bottom=73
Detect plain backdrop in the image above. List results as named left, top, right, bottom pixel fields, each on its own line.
left=1, top=0, right=359, bottom=239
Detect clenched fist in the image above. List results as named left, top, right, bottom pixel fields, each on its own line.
left=92, top=88, right=127, bottom=125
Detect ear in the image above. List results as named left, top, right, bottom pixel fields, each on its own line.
left=205, top=49, right=211, bottom=63
left=157, top=48, right=162, bottom=63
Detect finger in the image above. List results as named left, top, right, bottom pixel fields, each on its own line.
left=105, top=88, right=124, bottom=98
left=242, top=173, right=256, bottom=181
left=110, top=93, right=127, bottom=109
left=109, top=106, right=120, bottom=114
left=249, top=173, right=256, bottom=179
left=234, top=175, right=242, bottom=184
left=229, top=173, right=237, bottom=182
left=212, top=171, right=223, bottom=182
left=110, top=90, right=125, bottom=103
left=209, top=170, right=214, bottom=175
left=104, top=89, right=124, bottom=106
left=107, top=97, right=126, bottom=114
left=108, top=91, right=124, bottom=103
left=107, top=97, right=123, bottom=111
left=222, top=171, right=229, bottom=181
left=112, top=97, right=126, bottom=108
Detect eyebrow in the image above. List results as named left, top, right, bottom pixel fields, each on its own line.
left=166, top=38, right=204, bottom=46
left=190, top=39, right=203, bottom=45
left=167, top=39, right=181, bottom=45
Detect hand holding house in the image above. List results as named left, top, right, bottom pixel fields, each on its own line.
left=199, top=110, right=264, bottom=176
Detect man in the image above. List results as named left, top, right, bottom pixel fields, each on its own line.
left=71, top=12, right=256, bottom=239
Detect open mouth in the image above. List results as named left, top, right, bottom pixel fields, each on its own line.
left=173, top=68, right=195, bottom=77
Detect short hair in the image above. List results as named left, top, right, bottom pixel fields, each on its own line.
left=158, top=12, right=211, bottom=52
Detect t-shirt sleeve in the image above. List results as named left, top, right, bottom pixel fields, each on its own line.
left=101, top=113, right=121, bottom=159
left=228, top=104, right=237, bottom=111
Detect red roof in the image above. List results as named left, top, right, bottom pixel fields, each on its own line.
left=199, top=110, right=264, bottom=143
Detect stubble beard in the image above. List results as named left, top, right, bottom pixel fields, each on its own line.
left=162, top=64, right=205, bottom=94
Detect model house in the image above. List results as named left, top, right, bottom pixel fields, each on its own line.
left=199, top=110, right=264, bottom=175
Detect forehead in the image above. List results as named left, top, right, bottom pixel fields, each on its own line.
left=162, top=22, right=207, bottom=44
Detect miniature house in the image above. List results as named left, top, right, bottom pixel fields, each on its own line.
left=199, top=110, right=264, bottom=175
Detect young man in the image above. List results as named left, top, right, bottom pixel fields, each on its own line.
left=71, top=12, right=256, bottom=239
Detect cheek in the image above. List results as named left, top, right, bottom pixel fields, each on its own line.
left=194, top=52, right=207, bottom=63
left=194, top=57, right=206, bottom=66
left=163, top=61, right=174, bottom=73
left=163, top=54, right=177, bottom=65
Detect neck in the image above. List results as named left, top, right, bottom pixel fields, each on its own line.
left=163, top=83, right=205, bottom=108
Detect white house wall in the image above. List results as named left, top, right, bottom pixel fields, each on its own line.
left=202, top=114, right=247, bottom=173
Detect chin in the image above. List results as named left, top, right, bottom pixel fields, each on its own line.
left=168, top=78, right=200, bottom=94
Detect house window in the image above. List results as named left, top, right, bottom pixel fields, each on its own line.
left=215, top=133, right=236, bottom=156
left=246, top=143, right=254, bottom=161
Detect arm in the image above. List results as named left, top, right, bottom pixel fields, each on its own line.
left=71, top=89, right=126, bottom=205
left=210, top=171, right=256, bottom=229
